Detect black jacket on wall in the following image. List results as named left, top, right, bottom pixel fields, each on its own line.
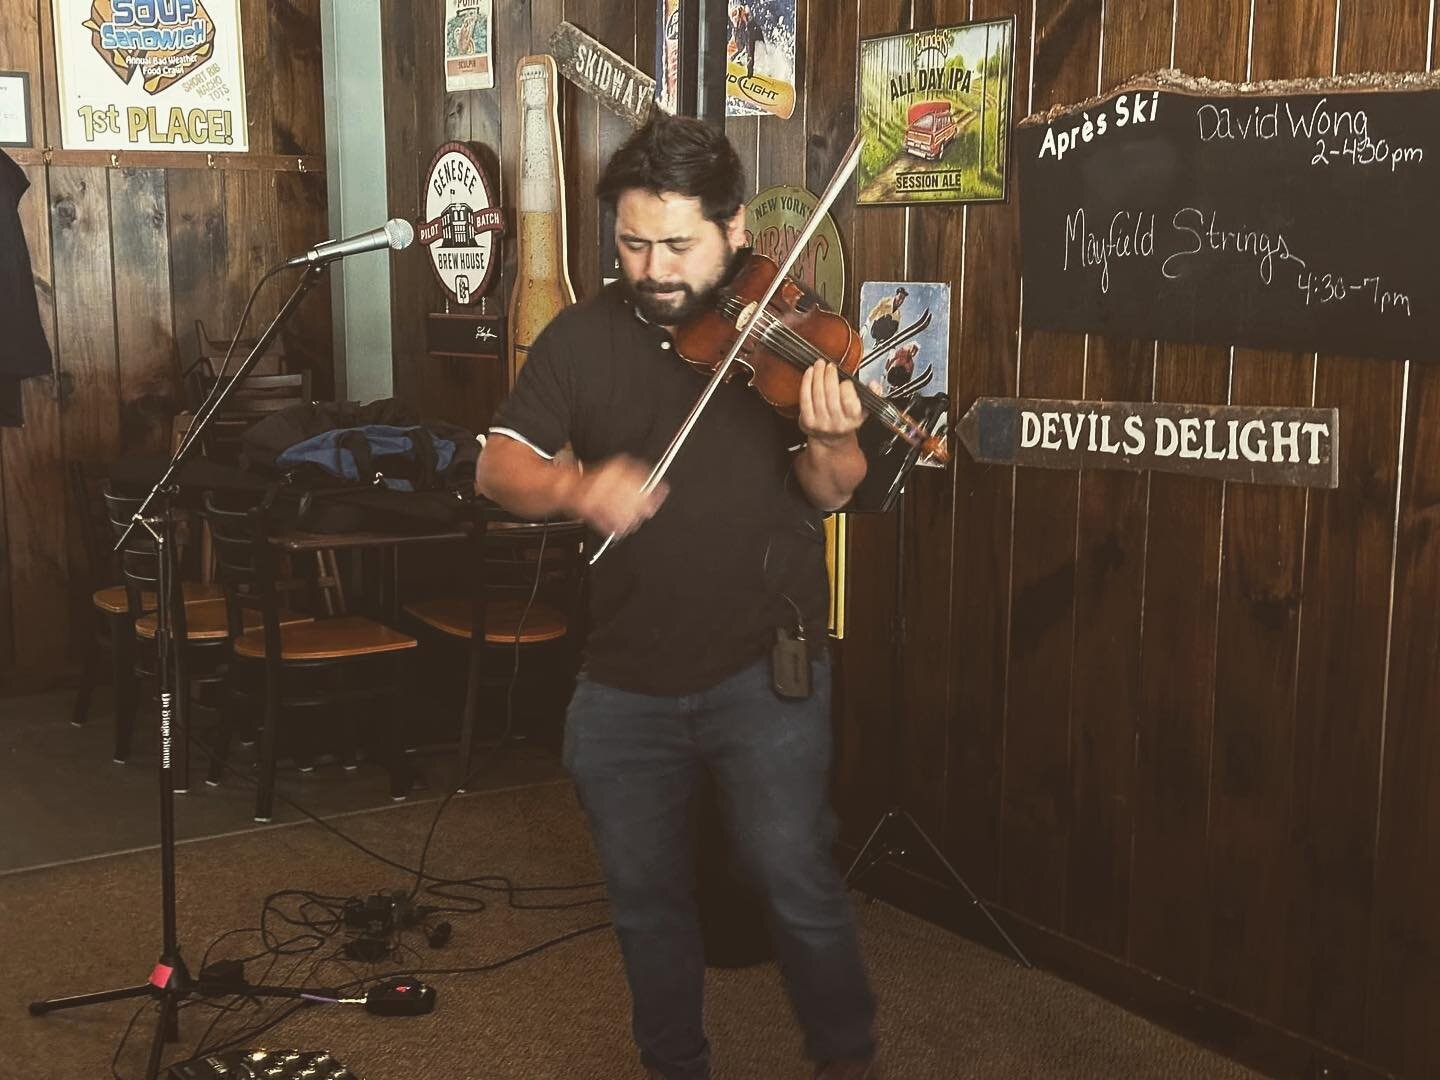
left=0, top=148, right=53, bottom=427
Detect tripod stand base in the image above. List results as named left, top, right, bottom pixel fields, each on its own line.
left=845, top=806, right=1033, bottom=969
left=29, top=982, right=160, bottom=1016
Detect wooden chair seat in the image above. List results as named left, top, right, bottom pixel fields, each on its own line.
left=402, top=596, right=569, bottom=644
left=232, top=615, right=418, bottom=661
left=135, top=599, right=313, bottom=641
left=92, top=581, right=225, bottom=616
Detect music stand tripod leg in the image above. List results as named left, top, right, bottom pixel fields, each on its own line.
left=893, top=809, right=1032, bottom=968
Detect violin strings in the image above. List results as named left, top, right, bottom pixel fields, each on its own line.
left=719, top=299, right=923, bottom=438
left=715, top=297, right=926, bottom=440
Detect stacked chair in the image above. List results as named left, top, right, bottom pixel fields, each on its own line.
left=203, top=493, right=418, bottom=822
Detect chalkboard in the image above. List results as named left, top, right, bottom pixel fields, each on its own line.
left=1017, top=74, right=1440, bottom=362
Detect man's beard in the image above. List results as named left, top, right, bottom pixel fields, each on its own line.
left=628, top=278, right=710, bottom=325
left=624, top=246, right=737, bottom=326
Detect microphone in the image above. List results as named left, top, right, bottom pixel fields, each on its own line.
left=283, top=218, right=415, bottom=268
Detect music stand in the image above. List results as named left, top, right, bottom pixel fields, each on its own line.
left=840, top=394, right=1031, bottom=968
left=27, top=264, right=335, bottom=1080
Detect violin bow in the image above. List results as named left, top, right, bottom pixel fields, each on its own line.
left=590, top=129, right=866, bottom=565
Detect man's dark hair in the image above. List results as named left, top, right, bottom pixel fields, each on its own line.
left=596, top=113, right=745, bottom=226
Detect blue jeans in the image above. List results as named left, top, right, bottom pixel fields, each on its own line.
left=563, top=654, right=876, bottom=1079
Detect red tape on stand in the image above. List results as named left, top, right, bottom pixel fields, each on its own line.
left=149, top=963, right=173, bottom=989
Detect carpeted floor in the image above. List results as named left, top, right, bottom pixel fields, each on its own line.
left=0, top=686, right=566, bottom=871
left=2, top=780, right=1264, bottom=1080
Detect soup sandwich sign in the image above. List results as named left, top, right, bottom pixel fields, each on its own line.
left=53, top=0, right=249, bottom=152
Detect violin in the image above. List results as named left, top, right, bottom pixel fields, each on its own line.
left=671, top=249, right=950, bottom=466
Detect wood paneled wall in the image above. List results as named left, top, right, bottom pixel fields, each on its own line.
left=0, top=0, right=331, bottom=693
left=397, top=1, right=1440, bottom=1075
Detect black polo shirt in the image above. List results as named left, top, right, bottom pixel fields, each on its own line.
left=490, top=283, right=829, bottom=695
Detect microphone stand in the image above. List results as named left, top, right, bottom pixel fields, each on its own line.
left=28, top=263, right=332, bottom=1080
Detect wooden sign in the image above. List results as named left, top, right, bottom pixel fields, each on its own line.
left=547, top=20, right=654, bottom=129
left=956, top=397, right=1340, bottom=488
left=418, top=141, right=503, bottom=305
left=1018, top=71, right=1440, bottom=362
left=508, top=55, right=576, bottom=387
left=744, top=185, right=845, bottom=311
left=426, top=313, right=505, bottom=361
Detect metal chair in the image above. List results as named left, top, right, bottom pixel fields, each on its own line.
left=101, top=486, right=242, bottom=784
left=402, top=505, right=588, bottom=784
left=203, top=493, right=418, bottom=822
left=187, top=369, right=312, bottom=467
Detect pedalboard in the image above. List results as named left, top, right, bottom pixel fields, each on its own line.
left=167, top=1048, right=358, bottom=1079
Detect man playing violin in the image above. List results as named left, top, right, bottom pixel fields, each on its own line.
left=475, top=113, right=878, bottom=1080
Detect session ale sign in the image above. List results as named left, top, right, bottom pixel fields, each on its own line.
left=956, top=397, right=1339, bottom=488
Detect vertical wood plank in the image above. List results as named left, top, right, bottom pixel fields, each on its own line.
left=898, top=0, right=965, bottom=848
left=50, top=164, right=117, bottom=659
left=222, top=170, right=282, bottom=339
left=239, top=0, right=274, bottom=154
left=830, top=0, right=902, bottom=839
left=943, top=0, right=1028, bottom=900
left=271, top=0, right=326, bottom=156
left=1128, top=0, right=1243, bottom=990
left=803, top=0, right=856, bottom=290
left=1363, top=9, right=1440, bottom=1068
left=274, top=170, right=334, bottom=399
left=1150, top=0, right=1245, bottom=1008
left=50, top=167, right=120, bottom=463
left=1194, top=0, right=1332, bottom=1020
left=558, top=0, right=594, bottom=298
left=167, top=169, right=229, bottom=381
left=382, top=0, right=448, bottom=416
left=1063, top=0, right=1169, bottom=958
left=110, top=169, right=176, bottom=454
left=1277, top=2, right=1428, bottom=1056
left=999, top=0, right=1100, bottom=929
left=1368, top=364, right=1440, bottom=1076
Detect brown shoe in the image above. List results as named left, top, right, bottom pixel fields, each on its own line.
left=815, top=1060, right=879, bottom=1079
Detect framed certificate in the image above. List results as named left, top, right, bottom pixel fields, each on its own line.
left=0, top=70, right=32, bottom=148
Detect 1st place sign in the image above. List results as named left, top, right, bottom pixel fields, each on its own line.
left=955, top=397, right=1339, bottom=488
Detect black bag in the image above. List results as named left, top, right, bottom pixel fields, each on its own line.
left=239, top=399, right=479, bottom=534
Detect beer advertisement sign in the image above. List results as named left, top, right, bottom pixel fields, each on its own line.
left=856, top=17, right=1015, bottom=204
left=726, top=0, right=797, bottom=119
left=744, top=185, right=845, bottom=313
left=418, top=142, right=504, bottom=306
left=52, top=0, right=249, bottom=152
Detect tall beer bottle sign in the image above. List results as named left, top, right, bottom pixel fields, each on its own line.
left=508, top=55, right=576, bottom=387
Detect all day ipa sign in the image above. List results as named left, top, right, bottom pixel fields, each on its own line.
left=53, top=0, right=249, bottom=152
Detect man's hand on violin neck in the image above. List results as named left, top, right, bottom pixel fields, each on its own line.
left=564, top=455, right=669, bottom=538
left=799, top=361, right=865, bottom=445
